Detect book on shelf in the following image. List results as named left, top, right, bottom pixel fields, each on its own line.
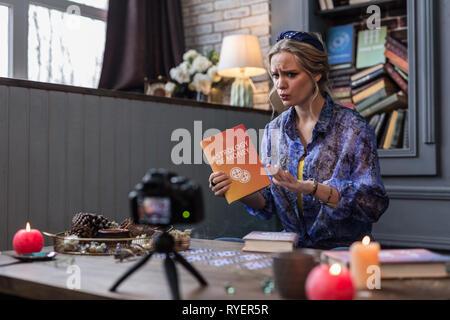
left=386, top=42, right=407, bottom=61
left=326, top=24, right=355, bottom=67
left=386, top=35, right=408, bottom=58
left=331, top=79, right=352, bottom=88
left=349, top=0, right=372, bottom=4
left=351, top=63, right=384, bottom=82
left=352, top=77, right=396, bottom=104
left=368, top=113, right=381, bottom=131
left=360, top=91, right=407, bottom=118
left=332, top=89, right=351, bottom=99
left=374, top=112, right=388, bottom=144
left=351, top=64, right=385, bottom=88
left=395, top=65, right=409, bottom=81
left=378, top=112, right=393, bottom=149
left=336, top=98, right=354, bottom=105
left=341, top=103, right=355, bottom=109
left=356, top=26, right=388, bottom=69
left=402, top=110, right=409, bottom=149
left=385, top=49, right=409, bottom=74
left=330, top=63, right=353, bottom=71
left=242, top=231, right=299, bottom=253
left=330, top=74, right=352, bottom=83
left=355, top=86, right=392, bottom=113
left=321, top=248, right=450, bottom=279
left=318, top=0, right=328, bottom=11
left=329, top=67, right=357, bottom=78
left=389, top=108, right=406, bottom=149
left=382, top=109, right=398, bottom=149
left=326, top=0, right=334, bottom=9
left=385, top=62, right=408, bottom=95
left=200, top=124, right=271, bottom=204
left=352, top=76, right=383, bottom=96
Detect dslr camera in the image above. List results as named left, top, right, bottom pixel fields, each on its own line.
left=129, top=168, right=204, bottom=226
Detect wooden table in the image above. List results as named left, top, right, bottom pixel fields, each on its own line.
left=0, top=239, right=449, bottom=300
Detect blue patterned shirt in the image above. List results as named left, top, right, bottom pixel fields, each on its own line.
left=244, top=93, right=389, bottom=249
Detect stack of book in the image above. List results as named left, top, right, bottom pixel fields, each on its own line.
left=326, top=24, right=356, bottom=108
left=350, top=30, right=409, bottom=150
left=324, top=19, right=410, bottom=150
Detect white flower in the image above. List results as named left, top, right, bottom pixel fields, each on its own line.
left=169, top=61, right=190, bottom=84
left=190, top=55, right=212, bottom=75
left=207, top=65, right=222, bottom=83
left=192, top=73, right=212, bottom=95
left=165, top=82, right=176, bottom=97
left=183, top=49, right=199, bottom=62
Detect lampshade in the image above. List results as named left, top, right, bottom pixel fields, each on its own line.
left=218, top=34, right=267, bottom=78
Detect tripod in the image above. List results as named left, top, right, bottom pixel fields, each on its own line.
left=109, top=231, right=208, bottom=300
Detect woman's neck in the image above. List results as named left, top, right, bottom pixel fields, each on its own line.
left=294, top=93, right=326, bottom=125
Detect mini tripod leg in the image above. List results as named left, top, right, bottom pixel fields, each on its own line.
left=110, top=251, right=154, bottom=292
left=173, top=251, right=208, bottom=286
left=164, top=255, right=180, bottom=300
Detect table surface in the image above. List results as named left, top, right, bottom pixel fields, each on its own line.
left=0, top=239, right=449, bottom=300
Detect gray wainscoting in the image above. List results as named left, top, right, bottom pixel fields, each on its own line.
left=0, top=83, right=279, bottom=250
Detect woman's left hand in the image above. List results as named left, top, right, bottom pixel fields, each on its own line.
left=266, top=164, right=309, bottom=194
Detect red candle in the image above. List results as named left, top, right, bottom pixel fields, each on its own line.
left=13, top=222, right=44, bottom=254
left=305, top=263, right=355, bottom=300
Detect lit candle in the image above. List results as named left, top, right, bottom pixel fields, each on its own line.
left=12, top=222, right=44, bottom=255
left=350, top=235, right=380, bottom=290
left=305, top=263, right=355, bottom=300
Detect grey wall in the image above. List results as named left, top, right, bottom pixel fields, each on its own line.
left=0, top=82, right=279, bottom=251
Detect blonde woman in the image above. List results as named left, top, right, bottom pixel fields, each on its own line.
left=210, top=31, right=389, bottom=249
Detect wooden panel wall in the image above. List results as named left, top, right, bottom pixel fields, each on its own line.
left=0, top=84, right=278, bottom=250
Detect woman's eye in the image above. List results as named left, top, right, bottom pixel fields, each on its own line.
left=271, top=73, right=279, bottom=79
left=287, top=73, right=297, bottom=78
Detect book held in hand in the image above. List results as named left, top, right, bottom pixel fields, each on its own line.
left=321, top=248, right=450, bottom=279
left=200, top=124, right=271, bottom=204
left=242, top=231, right=299, bottom=253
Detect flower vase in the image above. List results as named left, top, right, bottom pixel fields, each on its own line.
left=196, top=91, right=209, bottom=103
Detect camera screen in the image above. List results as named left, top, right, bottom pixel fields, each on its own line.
left=137, top=197, right=171, bottom=225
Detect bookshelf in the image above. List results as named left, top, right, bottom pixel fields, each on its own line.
left=271, top=0, right=437, bottom=176
left=316, top=0, right=403, bottom=17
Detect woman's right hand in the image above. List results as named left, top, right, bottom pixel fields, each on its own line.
left=209, top=171, right=232, bottom=197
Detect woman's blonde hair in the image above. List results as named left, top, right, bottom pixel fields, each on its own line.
left=267, top=32, right=331, bottom=116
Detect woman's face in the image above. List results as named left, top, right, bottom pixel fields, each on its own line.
left=270, top=51, right=318, bottom=107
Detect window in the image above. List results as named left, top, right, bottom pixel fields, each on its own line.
left=2, top=0, right=108, bottom=88
left=28, top=4, right=106, bottom=88
left=0, top=5, right=10, bottom=77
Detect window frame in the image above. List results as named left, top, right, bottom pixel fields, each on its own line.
left=1, top=0, right=107, bottom=81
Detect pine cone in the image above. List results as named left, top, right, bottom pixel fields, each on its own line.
left=70, top=212, right=117, bottom=238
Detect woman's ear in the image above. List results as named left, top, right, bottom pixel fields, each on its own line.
left=314, top=73, right=323, bottom=83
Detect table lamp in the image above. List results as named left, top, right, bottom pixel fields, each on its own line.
left=218, top=34, right=267, bottom=108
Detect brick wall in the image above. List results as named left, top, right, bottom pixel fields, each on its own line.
left=181, top=0, right=272, bottom=111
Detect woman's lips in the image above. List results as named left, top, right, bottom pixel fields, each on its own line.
left=279, top=94, right=289, bottom=101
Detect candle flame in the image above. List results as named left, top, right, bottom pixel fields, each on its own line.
left=362, top=236, right=371, bottom=246
left=26, top=222, right=31, bottom=232
left=329, top=263, right=342, bottom=276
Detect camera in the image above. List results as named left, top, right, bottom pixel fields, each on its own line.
left=129, top=168, right=204, bottom=226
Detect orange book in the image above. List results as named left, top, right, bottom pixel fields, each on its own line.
left=384, top=49, right=409, bottom=73
left=200, top=124, right=271, bottom=204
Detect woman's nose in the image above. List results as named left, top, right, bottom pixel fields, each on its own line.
left=276, top=76, right=287, bottom=89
